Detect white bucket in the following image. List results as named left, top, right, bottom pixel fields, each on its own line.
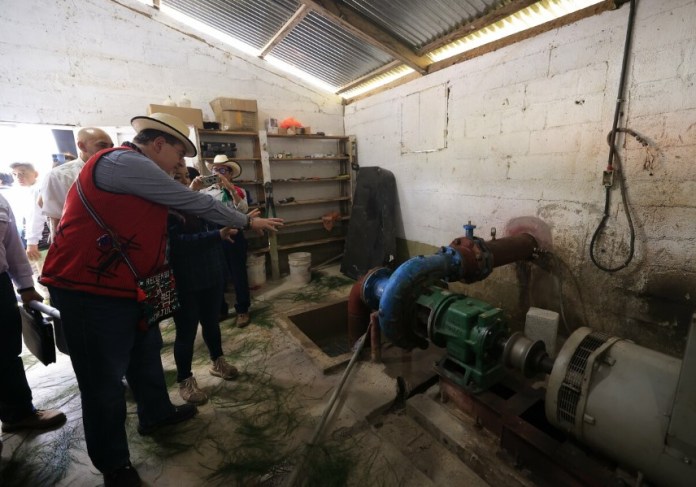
left=288, top=252, right=312, bottom=284
left=247, top=253, right=267, bottom=289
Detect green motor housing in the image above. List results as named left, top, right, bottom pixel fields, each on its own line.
left=416, top=286, right=508, bottom=391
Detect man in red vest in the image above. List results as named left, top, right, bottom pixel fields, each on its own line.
left=41, top=113, right=283, bottom=487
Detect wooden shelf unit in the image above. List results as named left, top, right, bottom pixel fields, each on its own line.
left=262, top=131, right=356, bottom=278
left=193, top=129, right=356, bottom=279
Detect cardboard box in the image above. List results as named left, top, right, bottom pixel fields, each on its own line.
left=147, top=104, right=204, bottom=129
left=210, top=97, right=258, bottom=115
left=218, top=110, right=258, bottom=132
left=210, top=98, right=259, bottom=131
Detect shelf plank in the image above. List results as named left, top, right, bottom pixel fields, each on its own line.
left=199, top=129, right=258, bottom=137
left=203, top=157, right=261, bottom=162
left=282, top=216, right=350, bottom=228
left=268, top=134, right=348, bottom=140
left=277, top=236, right=345, bottom=251
left=269, top=157, right=349, bottom=161
left=277, top=196, right=350, bottom=206
left=271, top=176, right=350, bottom=183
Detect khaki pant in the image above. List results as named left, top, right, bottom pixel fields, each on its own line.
left=29, top=249, right=49, bottom=300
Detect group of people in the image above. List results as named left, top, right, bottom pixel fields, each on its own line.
left=0, top=112, right=283, bottom=486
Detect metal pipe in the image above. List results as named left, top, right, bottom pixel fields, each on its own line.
left=484, top=233, right=538, bottom=267
left=374, top=248, right=461, bottom=349
left=284, top=319, right=372, bottom=487
left=364, top=232, right=539, bottom=350
left=370, top=312, right=381, bottom=362
left=347, top=274, right=370, bottom=346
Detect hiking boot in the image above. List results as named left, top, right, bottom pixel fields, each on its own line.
left=1, top=409, right=66, bottom=433
left=178, top=376, right=208, bottom=405
left=209, top=356, right=239, bottom=380
left=137, top=403, right=197, bottom=435
left=104, top=461, right=141, bottom=487
left=236, top=313, right=250, bottom=328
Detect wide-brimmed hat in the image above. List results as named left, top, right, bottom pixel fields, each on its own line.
left=206, top=154, right=242, bottom=179
left=131, top=113, right=197, bottom=157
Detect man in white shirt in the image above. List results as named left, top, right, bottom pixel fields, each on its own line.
left=8, top=163, right=49, bottom=295
left=40, top=127, right=113, bottom=238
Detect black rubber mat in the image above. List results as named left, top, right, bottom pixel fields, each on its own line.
left=341, top=166, right=397, bottom=280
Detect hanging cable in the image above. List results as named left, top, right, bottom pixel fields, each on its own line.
left=589, top=0, right=638, bottom=272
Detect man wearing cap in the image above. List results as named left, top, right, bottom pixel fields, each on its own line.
left=198, top=154, right=253, bottom=327
left=41, top=112, right=283, bottom=487
left=40, top=127, right=114, bottom=239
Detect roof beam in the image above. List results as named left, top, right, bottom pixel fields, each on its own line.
left=336, top=60, right=403, bottom=94
left=299, top=0, right=430, bottom=74
left=259, top=4, right=310, bottom=58
left=428, top=1, right=615, bottom=73
left=417, top=0, right=538, bottom=56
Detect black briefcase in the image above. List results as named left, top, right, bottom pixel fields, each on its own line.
left=19, top=306, right=57, bottom=366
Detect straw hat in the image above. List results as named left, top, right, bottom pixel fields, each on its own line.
left=131, top=112, right=197, bottom=157
left=206, top=154, right=242, bottom=179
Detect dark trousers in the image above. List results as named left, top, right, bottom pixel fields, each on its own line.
left=49, top=286, right=175, bottom=473
left=222, top=232, right=250, bottom=314
left=0, top=272, right=34, bottom=423
left=173, top=282, right=224, bottom=382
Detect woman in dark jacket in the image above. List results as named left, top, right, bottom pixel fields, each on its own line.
left=169, top=165, right=239, bottom=404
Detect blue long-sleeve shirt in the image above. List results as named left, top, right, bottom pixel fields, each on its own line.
left=0, top=192, right=34, bottom=290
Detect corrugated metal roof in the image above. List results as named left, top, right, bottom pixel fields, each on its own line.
left=272, top=11, right=394, bottom=88
left=158, top=0, right=609, bottom=98
left=164, top=0, right=300, bottom=50
left=342, top=0, right=508, bottom=50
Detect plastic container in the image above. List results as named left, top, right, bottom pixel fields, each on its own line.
left=288, top=252, right=312, bottom=284
left=247, top=253, right=267, bottom=289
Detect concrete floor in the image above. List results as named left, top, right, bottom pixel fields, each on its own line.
left=0, top=266, right=527, bottom=486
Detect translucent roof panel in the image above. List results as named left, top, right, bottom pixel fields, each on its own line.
left=158, top=0, right=609, bottom=96
left=163, top=0, right=300, bottom=50
left=271, top=11, right=395, bottom=88
left=342, top=0, right=506, bottom=50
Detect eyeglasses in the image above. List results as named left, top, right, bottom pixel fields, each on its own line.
left=212, top=166, right=232, bottom=174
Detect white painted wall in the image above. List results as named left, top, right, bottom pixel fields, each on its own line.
left=345, top=0, right=696, bottom=354
left=0, top=0, right=344, bottom=134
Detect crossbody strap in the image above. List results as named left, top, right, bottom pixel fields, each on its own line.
left=75, top=178, right=141, bottom=280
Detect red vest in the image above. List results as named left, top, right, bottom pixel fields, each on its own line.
left=41, top=147, right=168, bottom=299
